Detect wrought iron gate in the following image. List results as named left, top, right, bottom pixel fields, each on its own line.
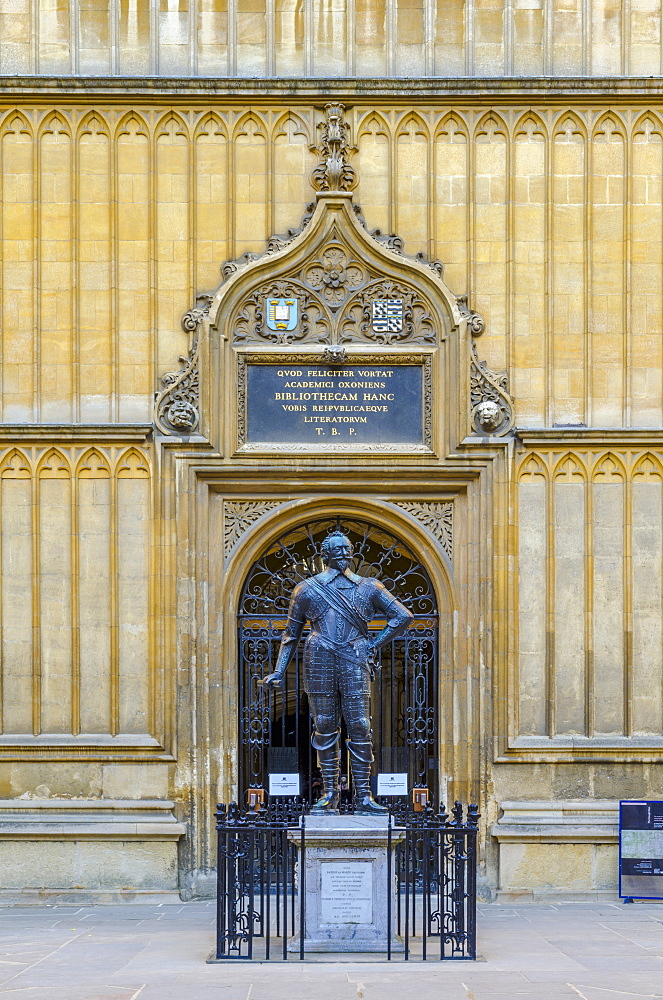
left=238, top=517, right=439, bottom=803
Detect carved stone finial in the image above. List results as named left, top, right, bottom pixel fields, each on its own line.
left=311, top=103, right=356, bottom=193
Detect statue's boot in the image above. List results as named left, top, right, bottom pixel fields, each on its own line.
left=348, top=739, right=387, bottom=814
left=311, top=740, right=340, bottom=813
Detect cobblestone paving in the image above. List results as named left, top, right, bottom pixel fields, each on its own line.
left=0, top=900, right=661, bottom=1000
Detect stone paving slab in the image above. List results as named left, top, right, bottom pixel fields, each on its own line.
left=0, top=901, right=661, bottom=999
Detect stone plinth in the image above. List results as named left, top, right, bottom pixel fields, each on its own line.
left=288, top=814, right=404, bottom=953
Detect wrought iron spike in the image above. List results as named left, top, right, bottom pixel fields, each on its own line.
left=215, top=802, right=227, bottom=829
left=466, top=803, right=480, bottom=828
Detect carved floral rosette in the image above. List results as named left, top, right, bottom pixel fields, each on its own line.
left=303, top=244, right=364, bottom=309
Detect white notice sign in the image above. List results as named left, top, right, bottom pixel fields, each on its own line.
left=377, top=772, right=408, bottom=795
left=320, top=861, right=373, bottom=924
left=268, top=773, right=300, bottom=796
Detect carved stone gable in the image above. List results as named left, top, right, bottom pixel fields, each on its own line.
left=230, top=226, right=439, bottom=347
left=156, top=103, right=515, bottom=443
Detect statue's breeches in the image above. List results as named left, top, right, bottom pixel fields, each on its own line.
left=304, top=635, right=371, bottom=743
left=303, top=635, right=371, bottom=696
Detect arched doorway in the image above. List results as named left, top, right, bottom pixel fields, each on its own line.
left=237, top=516, right=439, bottom=804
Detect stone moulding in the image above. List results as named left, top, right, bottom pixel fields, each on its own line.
left=0, top=799, right=185, bottom=841
left=223, top=500, right=284, bottom=558
left=8, top=77, right=663, bottom=101
left=237, top=442, right=432, bottom=454
left=393, top=501, right=453, bottom=560
left=491, top=800, right=619, bottom=844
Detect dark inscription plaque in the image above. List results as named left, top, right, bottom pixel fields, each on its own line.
left=246, top=364, right=423, bottom=444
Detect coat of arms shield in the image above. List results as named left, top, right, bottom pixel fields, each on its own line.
left=372, top=299, right=403, bottom=335
left=266, top=297, right=298, bottom=332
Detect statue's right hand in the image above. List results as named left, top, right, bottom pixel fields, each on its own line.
left=259, top=671, right=283, bottom=689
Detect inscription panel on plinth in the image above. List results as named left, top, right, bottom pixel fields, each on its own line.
left=237, top=353, right=433, bottom=451
left=287, top=817, right=405, bottom=953
left=320, top=861, right=373, bottom=924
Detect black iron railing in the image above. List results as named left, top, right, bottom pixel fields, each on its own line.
left=214, top=800, right=478, bottom=961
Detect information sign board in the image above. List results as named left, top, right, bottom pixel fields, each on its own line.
left=377, top=773, right=408, bottom=795
left=268, top=773, right=301, bottom=796
left=619, top=799, right=663, bottom=900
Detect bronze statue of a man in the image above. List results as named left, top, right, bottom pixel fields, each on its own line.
left=262, top=530, right=413, bottom=814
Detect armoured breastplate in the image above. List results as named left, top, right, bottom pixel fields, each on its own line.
left=307, top=573, right=366, bottom=645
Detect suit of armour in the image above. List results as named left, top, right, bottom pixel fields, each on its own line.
left=270, top=566, right=413, bottom=809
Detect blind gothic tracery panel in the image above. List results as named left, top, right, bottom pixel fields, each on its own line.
left=2, top=107, right=663, bottom=428
left=237, top=517, right=439, bottom=802
left=517, top=449, right=663, bottom=743
left=0, top=444, right=154, bottom=743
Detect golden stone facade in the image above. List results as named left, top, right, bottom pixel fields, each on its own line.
left=1, top=2, right=663, bottom=901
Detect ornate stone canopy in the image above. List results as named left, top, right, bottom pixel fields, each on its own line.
left=155, top=103, right=513, bottom=441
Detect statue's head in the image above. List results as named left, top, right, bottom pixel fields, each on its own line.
left=321, top=530, right=353, bottom=572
